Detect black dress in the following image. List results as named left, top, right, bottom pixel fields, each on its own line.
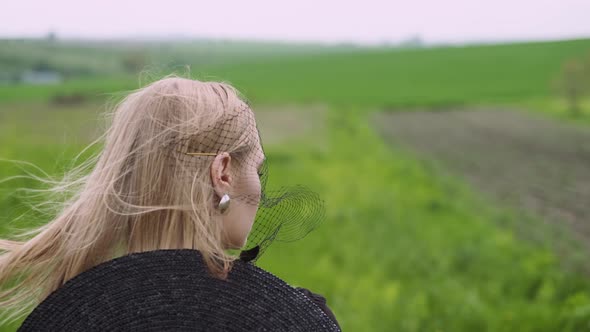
left=239, top=247, right=341, bottom=330
left=296, top=287, right=341, bottom=330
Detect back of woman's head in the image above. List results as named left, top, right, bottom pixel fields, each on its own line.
left=0, top=75, right=259, bottom=325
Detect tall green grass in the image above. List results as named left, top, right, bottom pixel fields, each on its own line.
left=211, top=39, right=590, bottom=108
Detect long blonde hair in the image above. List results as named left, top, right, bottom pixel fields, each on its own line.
left=0, top=75, right=254, bottom=325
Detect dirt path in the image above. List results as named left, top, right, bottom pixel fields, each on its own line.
left=372, top=108, right=590, bottom=248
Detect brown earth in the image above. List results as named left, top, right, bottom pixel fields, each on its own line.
left=372, top=107, right=590, bottom=252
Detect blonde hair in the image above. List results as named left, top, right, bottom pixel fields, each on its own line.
left=0, top=75, right=255, bottom=325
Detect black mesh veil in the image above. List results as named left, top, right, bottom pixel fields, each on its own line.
left=161, top=101, right=325, bottom=264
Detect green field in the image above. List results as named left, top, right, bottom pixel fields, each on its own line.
left=3, top=38, right=590, bottom=108
left=1, top=37, right=590, bottom=331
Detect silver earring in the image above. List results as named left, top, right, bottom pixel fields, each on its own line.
left=218, top=194, right=230, bottom=213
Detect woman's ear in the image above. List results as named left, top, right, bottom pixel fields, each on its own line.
left=210, top=152, right=232, bottom=198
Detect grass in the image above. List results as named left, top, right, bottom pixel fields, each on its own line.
left=179, top=38, right=590, bottom=108
left=256, top=107, right=590, bottom=331
left=2, top=38, right=589, bottom=109
left=0, top=76, right=136, bottom=103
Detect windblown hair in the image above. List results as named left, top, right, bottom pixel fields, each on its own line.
left=0, top=75, right=256, bottom=325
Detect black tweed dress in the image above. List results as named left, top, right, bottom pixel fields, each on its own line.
left=17, top=249, right=341, bottom=331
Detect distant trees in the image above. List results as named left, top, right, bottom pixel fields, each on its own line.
left=554, top=53, right=590, bottom=116
left=46, top=30, right=57, bottom=42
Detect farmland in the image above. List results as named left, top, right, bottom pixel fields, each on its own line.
left=1, top=37, right=590, bottom=331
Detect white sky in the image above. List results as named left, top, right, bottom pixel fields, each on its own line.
left=1, top=0, right=589, bottom=45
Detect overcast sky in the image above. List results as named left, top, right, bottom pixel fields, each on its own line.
left=1, top=0, right=589, bottom=45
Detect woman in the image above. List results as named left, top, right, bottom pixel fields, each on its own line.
left=0, top=76, right=340, bottom=330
